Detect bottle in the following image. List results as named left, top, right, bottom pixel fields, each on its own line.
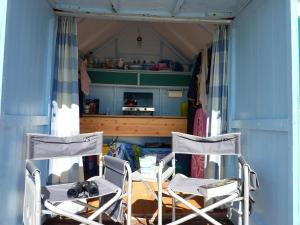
left=180, top=102, right=188, bottom=116
left=87, top=52, right=94, bottom=68
left=118, top=58, right=124, bottom=68
left=84, top=105, right=89, bottom=114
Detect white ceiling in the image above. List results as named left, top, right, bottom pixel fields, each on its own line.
left=77, top=19, right=216, bottom=60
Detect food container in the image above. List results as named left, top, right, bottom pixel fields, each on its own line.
left=129, top=64, right=143, bottom=70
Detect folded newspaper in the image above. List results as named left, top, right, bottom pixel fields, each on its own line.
left=197, top=178, right=240, bottom=198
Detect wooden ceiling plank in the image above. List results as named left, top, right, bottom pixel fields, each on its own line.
left=110, top=0, right=119, bottom=13
left=150, top=25, right=192, bottom=64
left=171, top=0, right=185, bottom=16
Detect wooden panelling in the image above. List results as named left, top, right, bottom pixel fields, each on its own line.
left=80, top=115, right=187, bottom=137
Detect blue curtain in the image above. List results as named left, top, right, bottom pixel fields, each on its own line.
left=49, top=16, right=83, bottom=186
left=52, top=16, right=78, bottom=109
left=206, top=25, right=229, bottom=179
left=207, top=25, right=229, bottom=136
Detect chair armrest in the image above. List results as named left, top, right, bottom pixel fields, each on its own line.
left=158, top=153, right=175, bottom=182
left=26, top=160, right=40, bottom=176
left=238, top=156, right=247, bottom=167
left=238, top=156, right=259, bottom=188
left=122, top=160, right=133, bottom=225
left=159, top=153, right=175, bottom=167
left=24, top=161, right=41, bottom=225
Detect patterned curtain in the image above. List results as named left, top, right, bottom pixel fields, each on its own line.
left=206, top=25, right=229, bottom=178
left=49, top=16, right=83, bottom=185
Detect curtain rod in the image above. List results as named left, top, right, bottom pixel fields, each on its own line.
left=54, top=10, right=233, bottom=25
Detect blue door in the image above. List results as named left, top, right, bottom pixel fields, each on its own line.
left=228, top=0, right=299, bottom=224
left=0, top=0, right=56, bottom=224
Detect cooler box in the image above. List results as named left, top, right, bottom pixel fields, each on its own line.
left=141, top=147, right=190, bottom=175
left=141, top=147, right=172, bottom=164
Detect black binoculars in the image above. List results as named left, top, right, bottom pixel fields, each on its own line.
left=67, top=181, right=99, bottom=198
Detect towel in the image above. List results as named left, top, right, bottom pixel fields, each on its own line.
left=80, top=59, right=91, bottom=95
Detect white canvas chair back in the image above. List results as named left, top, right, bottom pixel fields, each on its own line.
left=162, top=132, right=258, bottom=225
left=26, top=132, right=103, bottom=160
left=172, top=132, right=241, bottom=156
left=23, top=131, right=133, bottom=225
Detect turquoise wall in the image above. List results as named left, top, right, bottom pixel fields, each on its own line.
left=0, top=0, right=55, bottom=224
left=229, top=0, right=298, bottom=224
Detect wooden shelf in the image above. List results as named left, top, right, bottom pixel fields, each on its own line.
left=80, top=115, right=187, bottom=137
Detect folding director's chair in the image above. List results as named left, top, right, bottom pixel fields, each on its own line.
left=23, top=132, right=132, bottom=225
left=158, top=132, right=259, bottom=225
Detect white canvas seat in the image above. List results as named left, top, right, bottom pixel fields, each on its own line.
left=158, top=132, right=259, bottom=225
left=41, top=176, right=120, bottom=203
left=23, top=132, right=132, bottom=225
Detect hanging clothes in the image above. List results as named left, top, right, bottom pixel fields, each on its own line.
left=79, top=58, right=91, bottom=116
left=196, top=48, right=208, bottom=112
left=206, top=25, right=229, bottom=179
left=185, top=53, right=203, bottom=176
left=79, top=58, right=91, bottom=96
left=189, top=49, right=208, bottom=178
left=191, top=108, right=207, bottom=178
left=187, top=52, right=202, bottom=134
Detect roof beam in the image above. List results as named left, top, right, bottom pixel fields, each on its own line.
left=89, top=24, right=129, bottom=55
left=171, top=0, right=185, bottom=16
left=55, top=10, right=232, bottom=24
left=197, top=24, right=214, bottom=37
left=234, top=0, right=252, bottom=16
left=110, top=0, right=119, bottom=13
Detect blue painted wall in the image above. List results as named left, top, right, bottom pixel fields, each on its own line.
left=0, top=0, right=56, bottom=224
left=87, top=85, right=188, bottom=116
left=229, top=0, right=297, bottom=224
left=0, top=0, right=7, bottom=110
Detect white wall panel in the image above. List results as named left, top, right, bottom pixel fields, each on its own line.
left=77, top=19, right=215, bottom=64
